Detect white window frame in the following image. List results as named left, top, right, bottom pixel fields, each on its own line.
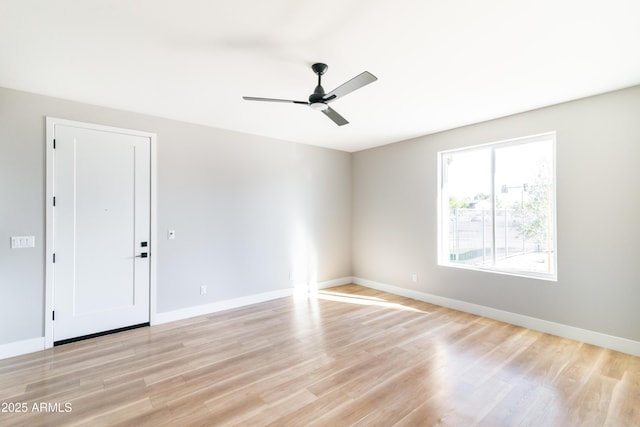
left=437, top=132, right=557, bottom=281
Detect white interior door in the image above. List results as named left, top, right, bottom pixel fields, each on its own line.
left=53, top=124, right=150, bottom=342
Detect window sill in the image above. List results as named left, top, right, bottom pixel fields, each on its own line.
left=438, top=262, right=558, bottom=282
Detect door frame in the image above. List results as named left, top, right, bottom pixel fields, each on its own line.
left=45, top=117, right=158, bottom=349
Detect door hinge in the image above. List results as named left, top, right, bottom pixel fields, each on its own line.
left=52, top=311, right=55, bottom=321
left=53, top=196, right=56, bottom=206
left=53, top=253, right=56, bottom=263
left=53, top=139, right=56, bottom=149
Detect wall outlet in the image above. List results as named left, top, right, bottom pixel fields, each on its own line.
left=200, top=285, right=207, bottom=295
left=412, top=274, right=418, bottom=283
left=167, top=230, right=176, bottom=240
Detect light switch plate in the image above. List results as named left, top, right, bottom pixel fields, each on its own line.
left=11, top=236, right=35, bottom=248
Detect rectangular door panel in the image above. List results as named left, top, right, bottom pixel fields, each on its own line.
left=75, top=138, right=135, bottom=314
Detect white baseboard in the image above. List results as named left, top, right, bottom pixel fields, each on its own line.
left=8, top=277, right=636, bottom=359
left=1, top=279, right=352, bottom=360
left=155, top=277, right=354, bottom=325
left=153, top=288, right=294, bottom=325
left=352, top=277, right=640, bottom=357
left=0, top=337, right=45, bottom=360
left=313, top=276, right=354, bottom=290
left=292, top=277, right=354, bottom=295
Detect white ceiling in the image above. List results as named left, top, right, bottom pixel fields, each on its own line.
left=1, top=1, right=639, bottom=152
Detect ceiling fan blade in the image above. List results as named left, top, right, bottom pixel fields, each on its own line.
left=323, top=71, right=377, bottom=102
left=243, top=96, right=308, bottom=105
left=322, top=106, right=349, bottom=126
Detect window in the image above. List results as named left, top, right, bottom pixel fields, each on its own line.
left=438, top=133, right=556, bottom=280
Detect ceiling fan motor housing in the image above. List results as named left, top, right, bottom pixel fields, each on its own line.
left=309, top=92, right=326, bottom=103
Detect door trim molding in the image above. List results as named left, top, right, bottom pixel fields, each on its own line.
left=44, top=117, right=158, bottom=349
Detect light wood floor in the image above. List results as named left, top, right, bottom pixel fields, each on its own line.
left=1, top=284, right=639, bottom=426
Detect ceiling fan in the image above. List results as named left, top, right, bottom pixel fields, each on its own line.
left=243, top=63, right=377, bottom=126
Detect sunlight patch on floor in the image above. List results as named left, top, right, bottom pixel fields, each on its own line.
left=311, top=290, right=427, bottom=313
left=316, top=290, right=385, bottom=302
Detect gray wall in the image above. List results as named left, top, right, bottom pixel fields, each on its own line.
left=3, top=83, right=639, bottom=348
left=352, top=85, right=640, bottom=342
left=0, top=87, right=351, bottom=345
